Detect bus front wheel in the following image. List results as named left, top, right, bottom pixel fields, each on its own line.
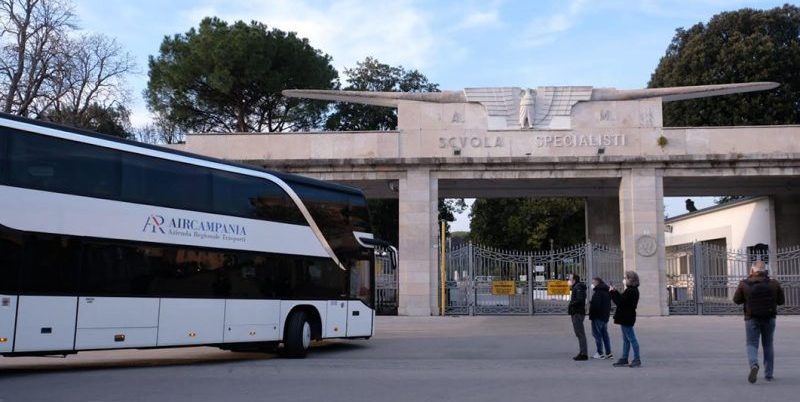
left=283, top=311, right=312, bottom=358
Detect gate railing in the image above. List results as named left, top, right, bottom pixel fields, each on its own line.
left=666, top=243, right=800, bottom=315
left=442, top=242, right=623, bottom=316
left=774, top=246, right=800, bottom=315
left=375, top=246, right=398, bottom=315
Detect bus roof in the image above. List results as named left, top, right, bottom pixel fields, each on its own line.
left=0, top=112, right=366, bottom=197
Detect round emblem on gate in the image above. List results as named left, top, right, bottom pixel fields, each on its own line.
left=636, top=235, right=657, bottom=257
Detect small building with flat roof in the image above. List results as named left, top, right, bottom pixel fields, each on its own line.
left=666, top=197, right=773, bottom=255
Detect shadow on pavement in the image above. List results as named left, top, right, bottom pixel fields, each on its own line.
left=0, top=350, right=276, bottom=375
left=0, top=340, right=368, bottom=375
left=307, top=340, right=369, bottom=356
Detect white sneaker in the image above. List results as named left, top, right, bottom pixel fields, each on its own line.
left=603, top=353, right=614, bottom=360
left=592, top=353, right=605, bottom=359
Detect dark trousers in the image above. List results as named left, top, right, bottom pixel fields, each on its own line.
left=591, top=319, right=611, bottom=355
left=571, top=313, right=587, bottom=355
left=746, top=317, right=776, bottom=377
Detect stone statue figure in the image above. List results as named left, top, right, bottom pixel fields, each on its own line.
left=519, top=88, right=535, bottom=129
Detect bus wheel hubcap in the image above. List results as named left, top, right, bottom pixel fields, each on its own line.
left=302, top=322, right=311, bottom=349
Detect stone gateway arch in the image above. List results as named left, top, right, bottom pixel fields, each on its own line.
left=172, top=81, right=800, bottom=316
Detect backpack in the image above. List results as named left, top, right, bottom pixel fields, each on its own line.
left=747, top=279, right=777, bottom=318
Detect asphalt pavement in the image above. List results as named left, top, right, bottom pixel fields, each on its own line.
left=1, top=315, right=799, bottom=402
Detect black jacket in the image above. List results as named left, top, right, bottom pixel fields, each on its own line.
left=589, top=282, right=611, bottom=322
left=610, top=286, right=639, bottom=326
left=568, top=282, right=587, bottom=315
left=733, top=273, right=785, bottom=320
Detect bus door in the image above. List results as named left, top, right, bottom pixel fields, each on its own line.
left=0, top=295, right=17, bottom=353
left=347, top=236, right=385, bottom=337
left=346, top=256, right=374, bottom=337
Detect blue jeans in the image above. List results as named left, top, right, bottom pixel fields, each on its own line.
left=745, top=318, right=776, bottom=377
left=620, top=325, right=640, bottom=361
left=591, top=319, right=611, bottom=355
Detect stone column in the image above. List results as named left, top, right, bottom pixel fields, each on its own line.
left=585, top=196, right=621, bottom=248
left=618, top=168, right=668, bottom=316
left=397, top=168, right=439, bottom=316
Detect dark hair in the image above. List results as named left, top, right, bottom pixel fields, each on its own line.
left=592, top=277, right=604, bottom=283
left=570, top=273, right=581, bottom=282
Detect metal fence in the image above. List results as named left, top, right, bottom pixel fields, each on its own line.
left=375, top=246, right=398, bottom=315
left=775, top=246, right=800, bottom=314
left=666, top=243, right=800, bottom=315
left=442, top=242, right=623, bottom=315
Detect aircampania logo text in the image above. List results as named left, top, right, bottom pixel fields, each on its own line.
left=142, top=214, right=247, bottom=243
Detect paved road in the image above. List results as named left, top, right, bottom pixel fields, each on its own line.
left=1, top=315, right=799, bottom=402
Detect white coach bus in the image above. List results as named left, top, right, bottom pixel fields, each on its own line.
left=0, top=113, right=377, bottom=358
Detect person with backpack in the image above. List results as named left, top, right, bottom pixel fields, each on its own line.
left=567, top=273, right=588, bottom=361
left=610, top=271, right=641, bottom=368
left=589, top=277, right=612, bottom=359
left=733, top=260, right=785, bottom=384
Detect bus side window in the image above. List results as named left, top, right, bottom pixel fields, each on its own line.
left=7, top=130, right=121, bottom=199
left=19, top=233, right=80, bottom=295
left=0, top=227, right=21, bottom=294
left=121, top=153, right=212, bottom=212
left=80, top=241, right=156, bottom=297
left=293, top=184, right=355, bottom=251
left=0, top=127, right=7, bottom=184
left=211, top=171, right=305, bottom=225
left=348, top=194, right=372, bottom=234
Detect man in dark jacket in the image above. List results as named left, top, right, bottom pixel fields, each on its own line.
left=589, top=277, right=612, bottom=359
left=733, top=261, right=785, bottom=384
left=567, top=273, right=588, bottom=361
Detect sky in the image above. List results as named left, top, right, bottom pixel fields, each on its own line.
left=72, top=0, right=788, bottom=230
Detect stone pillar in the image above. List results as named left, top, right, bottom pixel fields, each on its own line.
left=585, top=196, right=621, bottom=248
left=618, top=168, right=667, bottom=316
left=397, top=168, right=439, bottom=316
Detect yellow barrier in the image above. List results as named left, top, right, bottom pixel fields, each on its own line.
left=547, top=280, right=571, bottom=296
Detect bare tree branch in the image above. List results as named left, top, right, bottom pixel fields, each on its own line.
left=0, top=0, right=134, bottom=129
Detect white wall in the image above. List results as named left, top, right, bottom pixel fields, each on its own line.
left=665, top=197, right=772, bottom=251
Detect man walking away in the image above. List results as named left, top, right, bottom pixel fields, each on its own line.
left=733, top=260, right=785, bottom=384
left=568, top=273, right=588, bottom=361
left=589, top=277, right=612, bottom=359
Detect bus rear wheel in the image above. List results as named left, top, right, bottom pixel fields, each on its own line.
left=283, top=311, right=312, bottom=358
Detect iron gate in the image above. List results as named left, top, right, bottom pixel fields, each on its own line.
left=442, top=243, right=623, bottom=315
left=666, top=243, right=800, bottom=315
left=375, top=246, right=398, bottom=315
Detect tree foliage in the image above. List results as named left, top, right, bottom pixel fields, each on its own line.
left=132, top=115, right=185, bottom=145
left=323, top=57, right=458, bottom=245
left=469, top=198, right=585, bottom=251
left=0, top=0, right=135, bottom=137
left=43, top=102, right=130, bottom=138
left=325, top=57, right=438, bottom=131
left=715, top=195, right=745, bottom=205
left=146, top=17, right=337, bottom=133
left=649, top=4, right=800, bottom=126
left=0, top=0, right=75, bottom=115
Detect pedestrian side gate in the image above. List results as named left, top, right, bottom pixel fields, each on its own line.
left=442, top=243, right=623, bottom=315
left=666, top=243, right=800, bottom=315
left=375, top=246, right=398, bottom=315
